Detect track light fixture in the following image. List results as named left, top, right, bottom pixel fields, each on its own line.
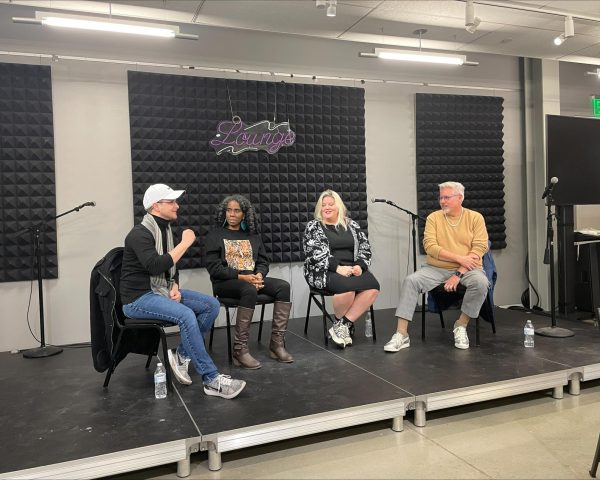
left=553, top=15, right=574, bottom=46
left=465, top=0, right=481, bottom=34
left=326, top=0, right=337, bottom=17
left=315, top=0, right=327, bottom=8
left=12, top=12, right=198, bottom=40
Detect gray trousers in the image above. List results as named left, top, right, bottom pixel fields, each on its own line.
left=395, top=265, right=489, bottom=321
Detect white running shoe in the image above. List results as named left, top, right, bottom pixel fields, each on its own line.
left=453, top=325, right=469, bottom=349
left=167, top=348, right=192, bottom=385
left=383, top=332, right=410, bottom=352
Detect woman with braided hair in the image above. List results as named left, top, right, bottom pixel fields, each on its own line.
left=204, top=195, right=293, bottom=369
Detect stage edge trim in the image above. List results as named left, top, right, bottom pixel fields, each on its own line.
left=583, top=363, right=600, bottom=381
left=201, top=397, right=411, bottom=453
left=417, top=371, right=570, bottom=412
left=0, top=437, right=199, bottom=480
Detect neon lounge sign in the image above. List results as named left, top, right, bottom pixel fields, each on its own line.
left=210, top=116, right=296, bottom=155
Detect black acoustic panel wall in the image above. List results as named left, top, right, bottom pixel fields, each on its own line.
left=415, top=93, right=506, bottom=250
left=128, top=71, right=367, bottom=269
left=0, top=63, right=56, bottom=283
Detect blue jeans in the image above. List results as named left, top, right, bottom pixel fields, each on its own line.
left=123, top=289, right=220, bottom=383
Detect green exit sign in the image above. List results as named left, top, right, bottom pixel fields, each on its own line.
left=592, top=97, right=600, bottom=117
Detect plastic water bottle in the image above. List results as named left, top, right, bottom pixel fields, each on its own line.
left=154, top=363, right=167, bottom=399
left=365, top=312, right=373, bottom=338
left=524, top=320, right=535, bottom=348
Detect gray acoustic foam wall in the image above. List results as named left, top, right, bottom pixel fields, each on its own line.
left=0, top=63, right=56, bottom=283
left=128, top=71, right=367, bottom=269
left=415, top=93, right=506, bottom=250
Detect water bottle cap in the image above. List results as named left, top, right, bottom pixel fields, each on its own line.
left=157, top=362, right=163, bottom=366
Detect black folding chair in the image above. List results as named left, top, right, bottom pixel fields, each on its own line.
left=209, top=294, right=274, bottom=363
left=304, top=287, right=376, bottom=346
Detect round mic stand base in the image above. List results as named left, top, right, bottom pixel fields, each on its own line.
left=535, top=326, right=574, bottom=338
left=23, top=345, right=63, bottom=358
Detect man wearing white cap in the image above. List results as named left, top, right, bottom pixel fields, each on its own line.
left=120, top=184, right=246, bottom=399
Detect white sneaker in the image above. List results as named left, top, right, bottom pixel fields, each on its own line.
left=329, top=320, right=349, bottom=348
left=453, top=325, right=469, bottom=349
left=167, top=348, right=192, bottom=385
left=383, top=332, right=410, bottom=352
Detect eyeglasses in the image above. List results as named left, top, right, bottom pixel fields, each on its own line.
left=157, top=199, right=177, bottom=205
left=226, top=208, right=242, bottom=214
left=439, top=194, right=459, bottom=202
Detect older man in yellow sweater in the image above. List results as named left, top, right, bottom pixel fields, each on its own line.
left=384, top=181, right=489, bottom=351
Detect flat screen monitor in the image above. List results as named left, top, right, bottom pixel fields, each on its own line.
left=546, top=114, right=600, bottom=205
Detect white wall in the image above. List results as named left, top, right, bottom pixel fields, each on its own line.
left=0, top=9, right=527, bottom=351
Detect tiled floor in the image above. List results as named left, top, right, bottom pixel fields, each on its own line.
left=116, top=380, right=600, bottom=479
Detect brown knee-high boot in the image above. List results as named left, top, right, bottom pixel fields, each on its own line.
left=269, top=301, right=294, bottom=363
left=233, top=306, right=261, bottom=369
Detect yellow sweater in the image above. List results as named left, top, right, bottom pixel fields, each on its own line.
left=423, top=208, right=489, bottom=270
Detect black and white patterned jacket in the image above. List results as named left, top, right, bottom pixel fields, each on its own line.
left=302, top=219, right=372, bottom=289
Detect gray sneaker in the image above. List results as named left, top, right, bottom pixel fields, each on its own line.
left=167, top=348, right=192, bottom=385
left=204, top=374, right=246, bottom=399
left=383, top=332, right=410, bottom=352
left=329, top=320, right=349, bottom=348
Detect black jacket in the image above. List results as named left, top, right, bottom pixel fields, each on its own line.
left=89, top=247, right=159, bottom=372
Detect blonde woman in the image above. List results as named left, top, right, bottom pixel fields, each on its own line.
left=303, top=190, right=379, bottom=348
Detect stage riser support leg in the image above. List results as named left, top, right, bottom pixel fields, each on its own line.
left=177, top=457, right=190, bottom=478
left=207, top=443, right=222, bottom=471
left=552, top=385, right=563, bottom=399
left=391, top=416, right=403, bottom=432
left=413, top=402, right=426, bottom=427
left=569, top=375, right=581, bottom=396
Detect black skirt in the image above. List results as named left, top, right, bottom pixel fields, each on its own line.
left=326, top=270, right=380, bottom=294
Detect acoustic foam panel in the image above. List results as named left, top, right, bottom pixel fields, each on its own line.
left=128, top=71, right=367, bottom=269
left=415, top=93, right=506, bottom=250
left=0, top=62, right=56, bottom=283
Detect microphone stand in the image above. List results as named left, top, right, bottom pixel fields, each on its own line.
left=22, top=203, right=94, bottom=358
left=376, top=200, right=425, bottom=274
left=535, top=191, right=574, bottom=338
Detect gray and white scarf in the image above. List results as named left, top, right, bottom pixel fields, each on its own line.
left=141, top=213, right=176, bottom=298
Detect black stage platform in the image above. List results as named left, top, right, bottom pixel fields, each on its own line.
left=1, top=307, right=599, bottom=479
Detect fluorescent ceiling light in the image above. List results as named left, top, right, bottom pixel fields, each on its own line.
left=12, top=12, right=198, bottom=40
left=372, top=48, right=466, bottom=65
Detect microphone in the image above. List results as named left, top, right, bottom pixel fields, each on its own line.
left=541, top=177, right=558, bottom=199
left=76, top=201, right=96, bottom=210
left=371, top=198, right=389, bottom=204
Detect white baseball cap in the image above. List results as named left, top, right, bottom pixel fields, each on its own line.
left=143, top=184, right=185, bottom=210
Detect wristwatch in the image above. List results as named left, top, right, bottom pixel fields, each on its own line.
left=454, top=271, right=464, bottom=278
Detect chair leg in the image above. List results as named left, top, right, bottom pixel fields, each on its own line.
left=421, top=293, right=426, bottom=341
left=158, top=327, right=173, bottom=393
left=225, top=307, right=233, bottom=364
left=103, top=328, right=124, bottom=388
left=209, top=322, right=215, bottom=349
left=439, top=312, right=445, bottom=329
left=145, top=355, right=152, bottom=369
left=475, top=316, right=480, bottom=347
left=304, top=294, right=312, bottom=334
left=370, top=305, right=376, bottom=341
left=320, top=294, right=329, bottom=346
left=258, top=304, right=266, bottom=342
left=590, top=433, right=600, bottom=478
